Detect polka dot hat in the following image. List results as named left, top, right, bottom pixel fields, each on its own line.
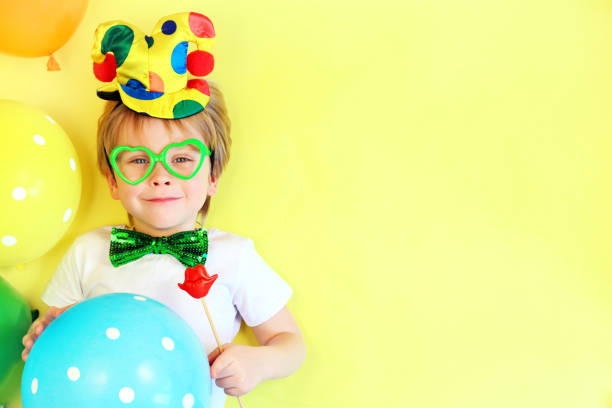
left=91, top=12, right=215, bottom=119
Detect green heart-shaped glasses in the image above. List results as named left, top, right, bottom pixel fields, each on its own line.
left=109, top=138, right=211, bottom=185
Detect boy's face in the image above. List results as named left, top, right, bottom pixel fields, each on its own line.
left=105, top=119, right=217, bottom=237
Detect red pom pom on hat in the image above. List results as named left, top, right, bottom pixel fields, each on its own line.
left=93, top=53, right=117, bottom=82
left=187, top=50, right=214, bottom=77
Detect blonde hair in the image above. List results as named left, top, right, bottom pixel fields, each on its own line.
left=96, top=81, right=231, bottom=220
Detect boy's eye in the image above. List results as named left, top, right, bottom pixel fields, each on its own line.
left=173, top=156, right=192, bottom=163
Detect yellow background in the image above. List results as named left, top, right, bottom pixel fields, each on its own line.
left=1, top=0, right=612, bottom=406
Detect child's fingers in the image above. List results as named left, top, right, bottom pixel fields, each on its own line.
left=23, top=323, right=40, bottom=344
left=210, top=352, right=235, bottom=379
left=214, top=373, right=241, bottom=389
left=36, top=308, right=62, bottom=330
left=48, top=306, right=66, bottom=318
left=22, top=335, right=32, bottom=349
left=26, top=320, right=39, bottom=334
left=207, top=343, right=232, bottom=366
left=40, top=313, right=57, bottom=326
left=20, top=305, right=71, bottom=363
left=34, top=324, right=45, bottom=336
left=207, top=348, right=221, bottom=365
left=21, top=335, right=34, bottom=361
left=21, top=310, right=58, bottom=354
left=215, top=373, right=246, bottom=396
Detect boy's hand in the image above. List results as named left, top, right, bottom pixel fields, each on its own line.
left=208, top=343, right=264, bottom=396
left=21, top=305, right=73, bottom=362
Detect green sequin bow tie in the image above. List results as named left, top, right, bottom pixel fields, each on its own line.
left=109, top=227, right=208, bottom=267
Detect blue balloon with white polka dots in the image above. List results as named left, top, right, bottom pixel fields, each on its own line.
left=22, top=293, right=211, bottom=407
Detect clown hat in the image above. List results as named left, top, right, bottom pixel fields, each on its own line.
left=92, top=12, right=216, bottom=119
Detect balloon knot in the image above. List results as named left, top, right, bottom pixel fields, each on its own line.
left=47, top=54, right=61, bottom=71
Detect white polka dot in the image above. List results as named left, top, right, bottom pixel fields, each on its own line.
left=1, top=236, right=17, bottom=247
left=33, top=134, right=45, bottom=145
left=12, top=187, right=26, bottom=200
left=67, top=366, right=80, bottom=381
left=119, top=387, right=134, bottom=403
left=133, top=296, right=147, bottom=301
left=31, top=378, right=38, bottom=394
left=69, top=158, right=77, bottom=171
left=46, top=115, right=56, bottom=124
left=162, top=337, right=175, bottom=351
left=182, top=393, right=194, bottom=408
left=106, top=327, right=120, bottom=340
left=63, top=208, right=72, bottom=222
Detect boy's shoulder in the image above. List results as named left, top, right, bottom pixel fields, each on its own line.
left=72, top=225, right=115, bottom=247
left=207, top=227, right=257, bottom=260
left=207, top=227, right=252, bottom=246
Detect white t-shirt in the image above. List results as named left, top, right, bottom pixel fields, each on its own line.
left=42, top=225, right=292, bottom=408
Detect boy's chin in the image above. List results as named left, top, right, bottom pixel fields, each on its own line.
left=134, top=218, right=192, bottom=234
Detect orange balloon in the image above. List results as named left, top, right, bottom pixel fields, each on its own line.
left=0, top=0, right=89, bottom=58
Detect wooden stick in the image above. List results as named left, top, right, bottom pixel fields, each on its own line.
left=201, top=299, right=246, bottom=408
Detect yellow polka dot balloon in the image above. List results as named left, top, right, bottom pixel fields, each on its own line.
left=0, top=100, right=81, bottom=267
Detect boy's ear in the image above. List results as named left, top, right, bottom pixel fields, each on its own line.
left=105, top=172, right=120, bottom=200
left=207, top=173, right=219, bottom=196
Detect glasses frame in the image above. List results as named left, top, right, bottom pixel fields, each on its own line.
left=109, top=138, right=211, bottom=185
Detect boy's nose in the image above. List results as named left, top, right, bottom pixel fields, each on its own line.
left=149, top=162, right=172, bottom=186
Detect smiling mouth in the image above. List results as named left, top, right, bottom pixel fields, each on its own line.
left=146, top=197, right=181, bottom=203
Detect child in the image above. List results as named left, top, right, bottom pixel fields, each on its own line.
left=21, top=11, right=305, bottom=407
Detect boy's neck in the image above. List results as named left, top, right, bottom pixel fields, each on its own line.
left=130, top=220, right=200, bottom=237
